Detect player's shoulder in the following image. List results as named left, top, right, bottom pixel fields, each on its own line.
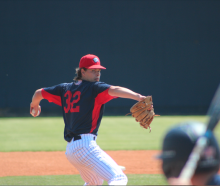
left=94, top=81, right=109, bottom=86
left=80, top=80, right=109, bottom=86
left=80, top=80, right=110, bottom=92
left=56, top=82, right=77, bottom=91
left=92, top=81, right=111, bottom=89
left=59, top=82, right=74, bottom=87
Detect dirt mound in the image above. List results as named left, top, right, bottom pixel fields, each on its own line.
left=0, top=150, right=163, bottom=177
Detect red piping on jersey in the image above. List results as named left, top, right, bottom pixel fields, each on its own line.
left=41, top=89, right=62, bottom=106
left=90, top=88, right=115, bottom=133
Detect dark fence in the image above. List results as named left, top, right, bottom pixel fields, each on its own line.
left=1, top=0, right=220, bottom=116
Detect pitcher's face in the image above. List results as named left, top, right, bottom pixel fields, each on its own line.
left=82, top=68, right=101, bottom=82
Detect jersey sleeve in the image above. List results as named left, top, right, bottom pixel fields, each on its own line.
left=41, top=84, right=64, bottom=106
left=93, top=82, right=117, bottom=105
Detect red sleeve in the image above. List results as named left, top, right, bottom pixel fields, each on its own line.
left=95, top=88, right=117, bottom=105
left=41, top=89, right=62, bottom=106
left=90, top=88, right=117, bottom=132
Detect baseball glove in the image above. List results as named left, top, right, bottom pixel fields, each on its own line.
left=128, top=96, right=158, bottom=132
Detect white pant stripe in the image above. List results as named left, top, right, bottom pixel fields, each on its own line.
left=65, top=134, right=127, bottom=185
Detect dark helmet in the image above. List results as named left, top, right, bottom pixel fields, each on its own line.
left=157, top=121, right=220, bottom=179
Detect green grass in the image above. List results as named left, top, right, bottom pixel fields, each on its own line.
left=0, top=117, right=66, bottom=152
left=0, top=115, right=219, bottom=151
left=1, top=116, right=220, bottom=185
left=98, top=115, right=211, bottom=150
left=0, top=174, right=168, bottom=185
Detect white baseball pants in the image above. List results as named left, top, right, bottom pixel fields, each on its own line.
left=65, top=134, right=127, bottom=185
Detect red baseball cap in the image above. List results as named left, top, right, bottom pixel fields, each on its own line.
left=79, top=54, right=106, bottom=69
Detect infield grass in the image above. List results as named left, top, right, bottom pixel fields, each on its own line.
left=0, top=174, right=168, bottom=185
left=0, top=115, right=218, bottom=151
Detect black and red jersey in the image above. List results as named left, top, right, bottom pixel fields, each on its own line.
left=42, top=80, right=116, bottom=142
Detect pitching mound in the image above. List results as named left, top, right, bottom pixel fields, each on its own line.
left=0, top=150, right=163, bottom=177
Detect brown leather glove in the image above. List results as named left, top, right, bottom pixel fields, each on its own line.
left=130, top=96, right=159, bottom=132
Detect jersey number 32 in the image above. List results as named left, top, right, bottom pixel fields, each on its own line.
left=64, top=91, right=81, bottom=113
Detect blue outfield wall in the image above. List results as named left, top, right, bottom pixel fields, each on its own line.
left=0, top=0, right=220, bottom=116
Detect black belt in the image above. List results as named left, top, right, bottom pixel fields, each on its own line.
left=73, top=135, right=82, bottom=141
left=73, top=135, right=96, bottom=141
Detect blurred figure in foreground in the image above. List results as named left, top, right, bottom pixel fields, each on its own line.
left=157, top=121, right=220, bottom=185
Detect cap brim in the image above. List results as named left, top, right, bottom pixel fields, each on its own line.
left=86, top=65, right=106, bottom=69
left=155, top=151, right=176, bottom=160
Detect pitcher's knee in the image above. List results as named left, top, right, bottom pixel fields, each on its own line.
left=108, top=173, right=128, bottom=185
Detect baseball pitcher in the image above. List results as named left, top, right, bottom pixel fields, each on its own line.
left=30, top=54, right=156, bottom=185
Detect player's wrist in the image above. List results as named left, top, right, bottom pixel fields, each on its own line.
left=31, top=98, right=41, bottom=106
left=136, top=94, right=145, bottom=101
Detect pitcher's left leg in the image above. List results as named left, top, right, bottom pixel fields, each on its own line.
left=88, top=145, right=128, bottom=185
left=79, top=167, right=104, bottom=185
